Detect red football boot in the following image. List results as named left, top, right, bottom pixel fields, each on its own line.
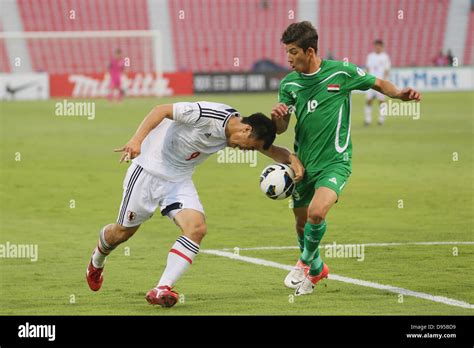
left=86, top=260, right=104, bottom=292
left=145, top=286, right=179, bottom=308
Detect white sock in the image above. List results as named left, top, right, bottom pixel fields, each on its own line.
left=364, top=105, right=372, bottom=124
left=157, top=236, right=200, bottom=288
left=91, top=225, right=116, bottom=268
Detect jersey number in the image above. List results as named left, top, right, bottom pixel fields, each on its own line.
left=307, top=99, right=318, bottom=113
left=185, top=151, right=201, bottom=161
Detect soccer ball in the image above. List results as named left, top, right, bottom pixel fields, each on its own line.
left=259, top=164, right=295, bottom=200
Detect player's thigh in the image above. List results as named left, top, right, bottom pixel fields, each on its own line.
left=308, top=166, right=351, bottom=222
left=366, top=90, right=375, bottom=104
left=116, top=163, right=159, bottom=227
left=160, top=179, right=206, bottom=243
left=307, top=187, right=338, bottom=223
left=292, top=173, right=316, bottom=210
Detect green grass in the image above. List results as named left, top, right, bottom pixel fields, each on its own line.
left=0, top=92, right=473, bottom=315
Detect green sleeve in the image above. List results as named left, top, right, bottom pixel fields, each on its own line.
left=278, top=80, right=295, bottom=106
left=345, top=63, right=376, bottom=91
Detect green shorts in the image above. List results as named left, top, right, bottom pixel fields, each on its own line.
left=292, top=164, right=351, bottom=209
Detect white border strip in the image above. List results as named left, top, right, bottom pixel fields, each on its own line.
left=221, top=241, right=474, bottom=251
left=201, top=249, right=474, bottom=310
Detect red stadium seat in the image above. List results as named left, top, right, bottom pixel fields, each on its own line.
left=17, top=0, right=151, bottom=73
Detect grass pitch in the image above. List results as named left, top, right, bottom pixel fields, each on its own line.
left=0, top=92, right=472, bottom=315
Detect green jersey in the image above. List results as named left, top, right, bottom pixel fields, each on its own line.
left=278, top=60, right=376, bottom=173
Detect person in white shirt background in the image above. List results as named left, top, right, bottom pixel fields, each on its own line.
left=364, top=39, right=391, bottom=126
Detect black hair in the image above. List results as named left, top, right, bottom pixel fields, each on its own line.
left=281, top=21, right=318, bottom=53
left=374, top=39, right=384, bottom=46
left=241, top=113, right=276, bottom=150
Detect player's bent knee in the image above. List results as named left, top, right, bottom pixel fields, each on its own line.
left=114, top=224, right=139, bottom=243
left=194, top=222, right=207, bottom=239
left=307, top=209, right=326, bottom=224
left=184, top=222, right=207, bottom=244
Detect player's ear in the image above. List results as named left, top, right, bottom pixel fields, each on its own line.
left=243, top=124, right=252, bottom=135
left=306, top=47, right=315, bottom=57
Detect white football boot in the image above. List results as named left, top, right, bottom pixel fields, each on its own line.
left=284, top=259, right=309, bottom=289
left=295, top=264, right=329, bottom=296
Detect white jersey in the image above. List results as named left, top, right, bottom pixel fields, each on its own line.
left=133, top=101, right=238, bottom=182
left=366, top=52, right=391, bottom=79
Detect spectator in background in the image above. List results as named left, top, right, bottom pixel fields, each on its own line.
left=108, top=48, right=125, bottom=102
left=446, top=50, right=455, bottom=66
left=325, top=50, right=334, bottom=60
left=433, top=50, right=449, bottom=66
left=364, top=39, right=391, bottom=126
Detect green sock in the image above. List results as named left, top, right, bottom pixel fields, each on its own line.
left=300, top=221, right=326, bottom=266
left=309, top=251, right=324, bottom=276
left=297, top=234, right=304, bottom=252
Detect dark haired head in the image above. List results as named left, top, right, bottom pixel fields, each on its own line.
left=281, top=21, right=318, bottom=53
left=374, top=39, right=384, bottom=46
left=241, top=113, right=276, bottom=150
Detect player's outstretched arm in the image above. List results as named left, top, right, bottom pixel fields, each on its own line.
left=372, top=78, right=422, bottom=102
left=271, top=103, right=291, bottom=134
left=114, top=104, right=173, bottom=163
left=260, top=145, right=304, bottom=182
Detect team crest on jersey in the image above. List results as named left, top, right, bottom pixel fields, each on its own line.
left=327, top=84, right=340, bottom=92
left=127, top=211, right=136, bottom=222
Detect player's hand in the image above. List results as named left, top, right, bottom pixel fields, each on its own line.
left=398, top=87, right=421, bottom=102
left=271, top=103, right=289, bottom=120
left=289, top=153, right=304, bottom=183
left=114, top=138, right=141, bottom=163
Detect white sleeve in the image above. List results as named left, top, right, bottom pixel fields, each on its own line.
left=173, top=102, right=201, bottom=124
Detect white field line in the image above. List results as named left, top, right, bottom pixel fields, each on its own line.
left=201, top=249, right=474, bottom=310
left=221, top=241, right=474, bottom=251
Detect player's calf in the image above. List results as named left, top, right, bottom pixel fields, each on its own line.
left=86, top=223, right=139, bottom=291
left=146, top=210, right=204, bottom=306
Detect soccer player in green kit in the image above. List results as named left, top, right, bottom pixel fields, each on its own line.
left=271, top=22, right=421, bottom=296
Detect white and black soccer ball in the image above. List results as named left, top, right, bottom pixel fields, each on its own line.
left=259, top=164, right=295, bottom=200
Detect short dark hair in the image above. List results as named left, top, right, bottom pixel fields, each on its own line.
left=281, top=21, right=318, bottom=53
left=374, top=39, right=384, bottom=46
left=241, top=113, right=276, bottom=150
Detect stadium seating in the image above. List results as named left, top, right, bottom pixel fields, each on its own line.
left=168, top=0, right=297, bottom=72
left=0, top=43, right=10, bottom=73
left=318, top=0, right=450, bottom=67
left=463, top=9, right=474, bottom=65
left=17, top=0, right=151, bottom=73
left=3, top=0, right=465, bottom=73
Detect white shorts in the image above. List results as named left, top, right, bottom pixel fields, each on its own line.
left=116, top=163, right=204, bottom=227
left=366, top=89, right=385, bottom=101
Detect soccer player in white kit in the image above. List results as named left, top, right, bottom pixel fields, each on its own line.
left=86, top=101, right=304, bottom=308
left=364, top=39, right=391, bottom=126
